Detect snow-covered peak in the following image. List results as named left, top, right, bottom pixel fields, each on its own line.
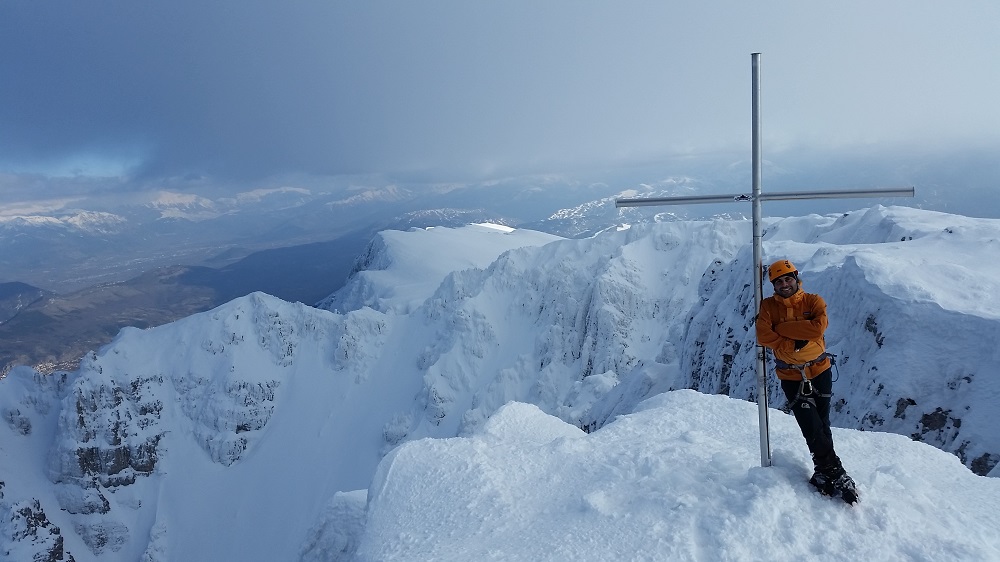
left=762, top=204, right=984, bottom=244
left=62, top=210, right=127, bottom=234
left=219, top=186, right=311, bottom=206
left=0, top=210, right=127, bottom=234
left=0, top=214, right=64, bottom=229
left=763, top=205, right=1000, bottom=319
left=535, top=180, right=715, bottom=237
left=328, top=185, right=413, bottom=206
left=353, top=391, right=1000, bottom=561
left=144, top=187, right=315, bottom=220
left=318, top=223, right=563, bottom=314
left=144, top=190, right=219, bottom=220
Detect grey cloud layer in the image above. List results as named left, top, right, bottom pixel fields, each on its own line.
left=2, top=1, right=998, bottom=185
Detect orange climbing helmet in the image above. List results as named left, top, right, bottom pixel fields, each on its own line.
left=767, top=259, right=798, bottom=282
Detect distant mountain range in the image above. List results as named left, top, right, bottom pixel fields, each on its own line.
left=0, top=208, right=547, bottom=376
left=0, top=186, right=413, bottom=294
left=0, top=180, right=629, bottom=295
left=0, top=232, right=374, bottom=375
left=0, top=179, right=680, bottom=375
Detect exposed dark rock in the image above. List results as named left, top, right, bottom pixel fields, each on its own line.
left=862, top=412, right=885, bottom=427
left=894, top=397, right=916, bottom=419
left=5, top=498, right=73, bottom=561
left=864, top=314, right=885, bottom=348
left=3, top=407, right=32, bottom=435
left=971, top=452, right=999, bottom=476
left=920, top=408, right=951, bottom=432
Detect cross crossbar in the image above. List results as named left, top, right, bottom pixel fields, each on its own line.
left=616, top=186, right=914, bottom=208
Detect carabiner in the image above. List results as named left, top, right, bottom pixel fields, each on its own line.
left=799, top=378, right=814, bottom=397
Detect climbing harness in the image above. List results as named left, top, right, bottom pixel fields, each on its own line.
left=775, top=352, right=836, bottom=413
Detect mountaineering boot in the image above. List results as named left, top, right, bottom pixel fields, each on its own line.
left=809, top=470, right=836, bottom=496
left=809, top=464, right=859, bottom=505
left=831, top=471, right=860, bottom=504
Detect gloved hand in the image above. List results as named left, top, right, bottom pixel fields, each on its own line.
left=794, top=340, right=809, bottom=351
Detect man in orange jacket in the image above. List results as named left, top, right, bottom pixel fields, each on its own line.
left=756, top=259, right=859, bottom=504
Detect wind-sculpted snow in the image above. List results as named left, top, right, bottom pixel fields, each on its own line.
left=354, top=392, right=1000, bottom=561
left=317, top=233, right=394, bottom=313
left=2, top=209, right=1000, bottom=561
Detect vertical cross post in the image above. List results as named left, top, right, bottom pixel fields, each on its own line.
left=750, top=52, right=769, bottom=467
left=616, top=53, right=914, bottom=467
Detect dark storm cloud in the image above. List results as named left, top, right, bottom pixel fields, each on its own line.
left=2, top=2, right=364, bottom=179
left=1, top=1, right=999, bottom=193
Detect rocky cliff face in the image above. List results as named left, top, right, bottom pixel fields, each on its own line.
left=1, top=294, right=327, bottom=559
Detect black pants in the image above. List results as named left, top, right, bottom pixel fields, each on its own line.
left=780, top=368, right=841, bottom=471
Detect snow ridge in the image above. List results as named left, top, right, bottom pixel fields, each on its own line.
left=0, top=210, right=127, bottom=235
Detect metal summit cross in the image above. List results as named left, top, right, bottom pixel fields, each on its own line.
left=615, top=53, right=914, bottom=468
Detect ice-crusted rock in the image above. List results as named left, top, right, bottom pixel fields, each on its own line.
left=44, top=292, right=321, bottom=488
left=73, top=520, right=128, bottom=556
left=48, top=368, right=165, bottom=487
left=3, top=407, right=31, bottom=436
left=0, top=491, right=75, bottom=562
left=54, top=483, right=111, bottom=515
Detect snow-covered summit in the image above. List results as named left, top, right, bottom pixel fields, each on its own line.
left=219, top=186, right=312, bottom=206
left=351, top=391, right=1000, bottom=561
left=0, top=210, right=127, bottom=235
left=327, top=185, right=414, bottom=207
left=318, top=223, right=562, bottom=314
left=144, top=190, right=219, bottom=220
left=147, top=187, right=316, bottom=220
left=2, top=206, right=1000, bottom=561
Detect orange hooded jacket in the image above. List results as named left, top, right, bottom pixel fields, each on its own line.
left=755, top=284, right=831, bottom=380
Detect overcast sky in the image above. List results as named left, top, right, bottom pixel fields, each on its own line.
left=1, top=1, right=998, bottom=207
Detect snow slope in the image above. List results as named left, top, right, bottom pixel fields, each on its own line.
left=317, top=223, right=563, bottom=314
left=2, top=208, right=999, bottom=561
left=351, top=392, right=1000, bottom=561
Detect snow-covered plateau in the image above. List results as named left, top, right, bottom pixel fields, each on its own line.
left=1, top=207, right=999, bottom=561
